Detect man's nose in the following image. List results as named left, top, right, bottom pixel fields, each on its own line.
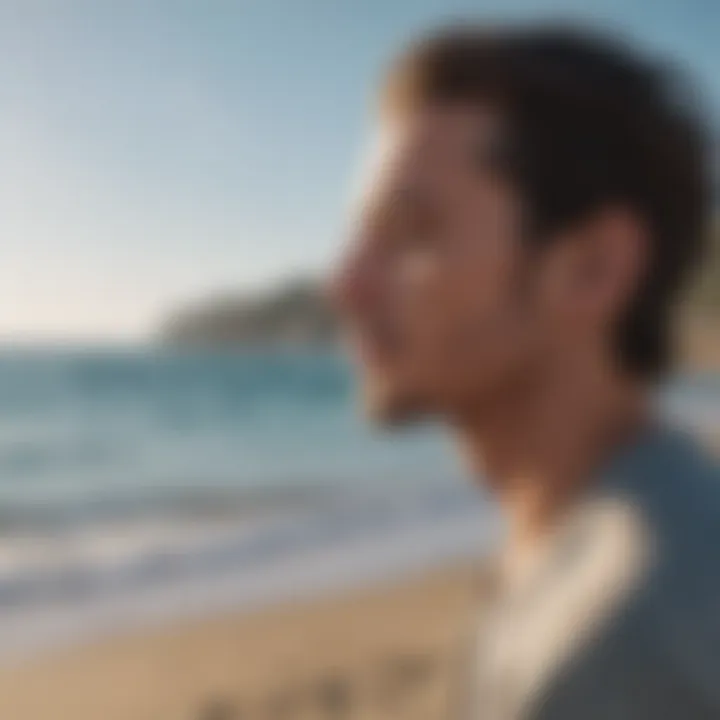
left=326, top=246, right=378, bottom=317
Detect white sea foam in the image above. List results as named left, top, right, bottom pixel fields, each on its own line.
left=0, top=486, right=499, bottom=667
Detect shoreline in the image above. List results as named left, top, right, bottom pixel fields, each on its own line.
left=0, top=490, right=497, bottom=669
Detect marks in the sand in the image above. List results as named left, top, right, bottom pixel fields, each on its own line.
left=198, top=700, right=240, bottom=720
left=373, top=651, right=440, bottom=712
left=313, top=672, right=355, bottom=718
left=196, top=649, right=447, bottom=719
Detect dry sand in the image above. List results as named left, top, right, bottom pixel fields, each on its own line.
left=0, top=562, right=481, bottom=720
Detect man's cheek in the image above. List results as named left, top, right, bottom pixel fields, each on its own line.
left=399, top=282, right=449, bottom=342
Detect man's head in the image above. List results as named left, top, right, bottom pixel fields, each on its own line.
left=331, top=25, right=710, bottom=425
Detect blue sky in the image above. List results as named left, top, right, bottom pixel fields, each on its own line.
left=0, top=0, right=717, bottom=340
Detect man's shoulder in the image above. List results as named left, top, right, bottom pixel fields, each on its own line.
left=530, top=431, right=720, bottom=720
left=607, top=425, right=720, bottom=559
left=612, top=428, right=720, bottom=711
left=625, top=530, right=720, bottom=716
left=607, top=427, right=720, bottom=619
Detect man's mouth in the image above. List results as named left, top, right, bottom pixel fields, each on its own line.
left=346, top=326, right=399, bottom=368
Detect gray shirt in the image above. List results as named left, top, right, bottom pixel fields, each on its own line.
left=471, top=425, right=720, bottom=720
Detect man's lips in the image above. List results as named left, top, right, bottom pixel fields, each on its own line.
left=346, top=328, right=398, bottom=368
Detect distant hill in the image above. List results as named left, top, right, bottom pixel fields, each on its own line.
left=679, top=220, right=720, bottom=369
left=160, top=280, right=336, bottom=347
left=689, top=219, right=720, bottom=309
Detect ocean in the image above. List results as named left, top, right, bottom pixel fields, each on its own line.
left=0, top=348, right=716, bottom=663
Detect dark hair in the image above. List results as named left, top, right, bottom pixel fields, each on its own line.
left=382, top=24, right=712, bottom=378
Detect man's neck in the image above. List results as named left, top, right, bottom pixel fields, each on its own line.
left=455, top=363, right=650, bottom=555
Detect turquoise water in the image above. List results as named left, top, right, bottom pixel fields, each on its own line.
left=0, top=348, right=465, bottom=533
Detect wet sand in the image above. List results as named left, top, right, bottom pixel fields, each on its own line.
left=0, top=562, right=481, bottom=720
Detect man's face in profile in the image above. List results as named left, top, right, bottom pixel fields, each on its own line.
left=331, top=106, right=554, bottom=425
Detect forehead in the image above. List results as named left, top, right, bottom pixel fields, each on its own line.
left=368, top=105, right=506, bottom=190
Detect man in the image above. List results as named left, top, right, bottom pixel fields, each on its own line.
left=330, top=24, right=719, bottom=720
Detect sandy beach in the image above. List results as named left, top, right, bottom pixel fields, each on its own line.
left=0, top=562, right=481, bottom=720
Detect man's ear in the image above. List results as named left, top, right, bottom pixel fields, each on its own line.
left=539, top=208, right=648, bottom=325
left=580, top=208, right=649, bottom=322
